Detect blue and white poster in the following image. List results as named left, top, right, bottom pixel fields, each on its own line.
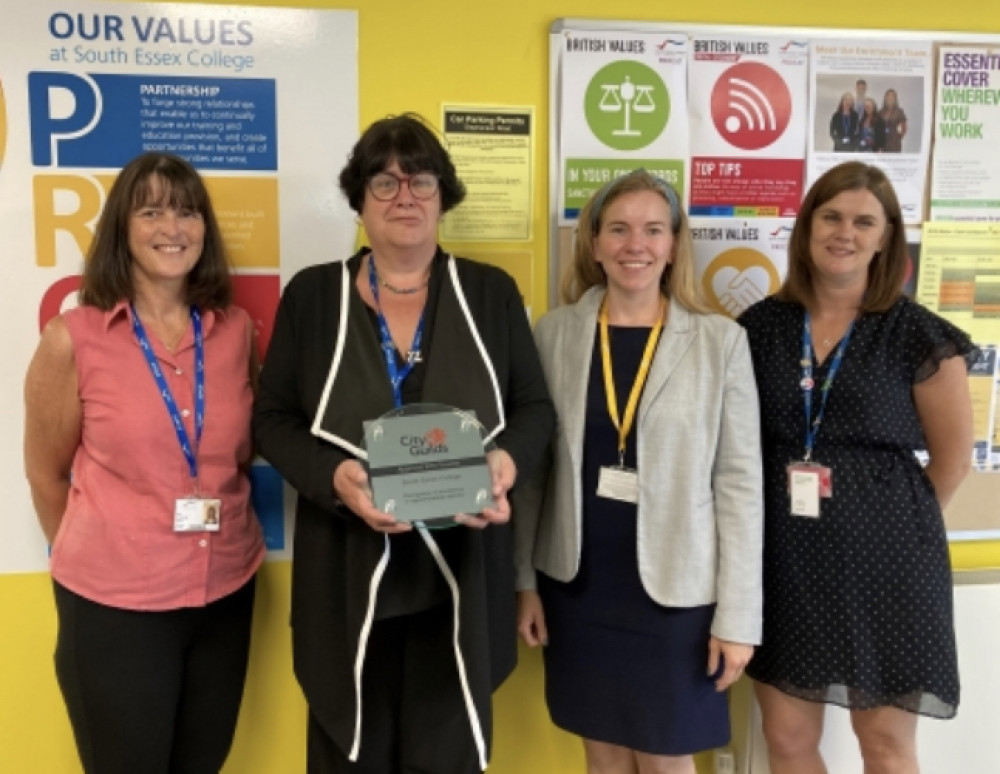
left=0, top=2, right=359, bottom=573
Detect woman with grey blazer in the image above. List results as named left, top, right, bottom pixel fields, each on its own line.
left=514, top=170, right=763, bottom=774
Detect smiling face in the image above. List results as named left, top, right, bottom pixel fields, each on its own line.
left=593, top=190, right=674, bottom=306
left=808, top=188, right=890, bottom=291
left=360, top=159, right=441, bottom=258
left=127, top=176, right=205, bottom=292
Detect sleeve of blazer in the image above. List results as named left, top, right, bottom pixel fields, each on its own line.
left=710, top=324, right=764, bottom=644
left=252, top=268, right=351, bottom=515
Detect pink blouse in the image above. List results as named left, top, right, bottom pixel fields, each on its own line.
left=52, top=301, right=265, bottom=610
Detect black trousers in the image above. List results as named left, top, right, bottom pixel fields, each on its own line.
left=307, top=603, right=483, bottom=774
left=53, top=577, right=256, bottom=774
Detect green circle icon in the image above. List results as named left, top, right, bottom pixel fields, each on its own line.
left=584, top=61, right=669, bottom=151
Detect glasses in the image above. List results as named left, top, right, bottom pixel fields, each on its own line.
left=368, top=171, right=439, bottom=201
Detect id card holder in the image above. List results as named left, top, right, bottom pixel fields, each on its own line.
left=786, top=462, right=833, bottom=518
left=597, top=466, right=639, bottom=504
left=174, top=497, right=222, bottom=532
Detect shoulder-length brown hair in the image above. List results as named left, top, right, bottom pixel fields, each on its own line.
left=561, top=169, right=710, bottom=313
left=777, top=161, right=906, bottom=312
left=79, top=152, right=232, bottom=310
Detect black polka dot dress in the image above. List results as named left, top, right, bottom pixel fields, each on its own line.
left=738, top=296, right=977, bottom=718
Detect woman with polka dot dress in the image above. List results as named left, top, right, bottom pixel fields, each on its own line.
left=738, top=161, right=976, bottom=774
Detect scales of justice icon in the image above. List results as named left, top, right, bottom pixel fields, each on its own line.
left=598, top=75, right=656, bottom=137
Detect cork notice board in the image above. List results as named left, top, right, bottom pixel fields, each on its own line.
left=548, top=19, right=1000, bottom=539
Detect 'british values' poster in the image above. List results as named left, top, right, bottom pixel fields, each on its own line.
left=557, top=29, right=689, bottom=224
left=687, top=36, right=808, bottom=218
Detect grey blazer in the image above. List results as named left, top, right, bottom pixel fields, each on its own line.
left=513, top=287, right=764, bottom=644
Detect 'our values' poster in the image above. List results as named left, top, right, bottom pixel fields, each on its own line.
left=0, top=2, right=359, bottom=574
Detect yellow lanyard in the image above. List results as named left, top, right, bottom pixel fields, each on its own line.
left=599, top=296, right=665, bottom=467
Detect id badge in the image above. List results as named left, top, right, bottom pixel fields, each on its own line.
left=597, top=466, right=639, bottom=503
left=786, top=462, right=833, bottom=518
left=174, top=497, right=222, bottom=532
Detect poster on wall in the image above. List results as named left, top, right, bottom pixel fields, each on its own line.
left=807, top=39, right=933, bottom=223
left=687, top=36, right=808, bottom=218
left=441, top=104, right=533, bottom=242
left=930, top=46, right=1000, bottom=222
left=915, top=221, right=1000, bottom=344
left=690, top=217, right=791, bottom=318
left=0, top=2, right=359, bottom=575
left=557, top=29, right=689, bottom=224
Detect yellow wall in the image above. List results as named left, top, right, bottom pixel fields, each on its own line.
left=4, top=1, right=1000, bottom=772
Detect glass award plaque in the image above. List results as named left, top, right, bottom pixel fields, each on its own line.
left=362, top=403, right=496, bottom=528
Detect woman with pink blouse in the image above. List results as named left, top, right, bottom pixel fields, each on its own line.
left=24, top=152, right=264, bottom=774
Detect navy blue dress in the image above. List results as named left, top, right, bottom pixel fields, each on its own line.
left=538, top=326, right=730, bottom=755
left=739, top=296, right=976, bottom=718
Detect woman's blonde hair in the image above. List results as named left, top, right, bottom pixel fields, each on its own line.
left=561, top=169, right=709, bottom=313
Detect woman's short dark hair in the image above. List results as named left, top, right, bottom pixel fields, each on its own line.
left=79, top=152, right=232, bottom=310
left=338, top=113, right=466, bottom=214
left=778, top=161, right=907, bottom=313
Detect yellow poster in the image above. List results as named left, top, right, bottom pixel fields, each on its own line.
left=917, top=222, right=1000, bottom=343
left=441, top=105, right=533, bottom=241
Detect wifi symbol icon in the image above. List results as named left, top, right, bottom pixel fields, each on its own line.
left=710, top=62, right=791, bottom=151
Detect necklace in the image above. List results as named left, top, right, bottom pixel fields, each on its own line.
left=136, top=312, right=188, bottom=352
left=372, top=259, right=429, bottom=295
left=378, top=273, right=428, bottom=294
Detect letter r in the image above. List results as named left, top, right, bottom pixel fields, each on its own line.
left=32, top=173, right=112, bottom=266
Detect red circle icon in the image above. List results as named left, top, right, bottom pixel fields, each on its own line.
left=710, top=62, right=791, bottom=151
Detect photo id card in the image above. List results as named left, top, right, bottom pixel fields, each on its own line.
left=787, top=461, right=832, bottom=518
left=597, top=466, right=639, bottom=503
left=788, top=468, right=820, bottom=518
left=788, top=461, right=833, bottom=496
left=174, top=497, right=222, bottom=532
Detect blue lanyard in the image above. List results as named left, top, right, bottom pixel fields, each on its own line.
left=130, top=306, right=205, bottom=480
left=801, top=311, right=854, bottom=462
left=367, top=256, right=426, bottom=408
